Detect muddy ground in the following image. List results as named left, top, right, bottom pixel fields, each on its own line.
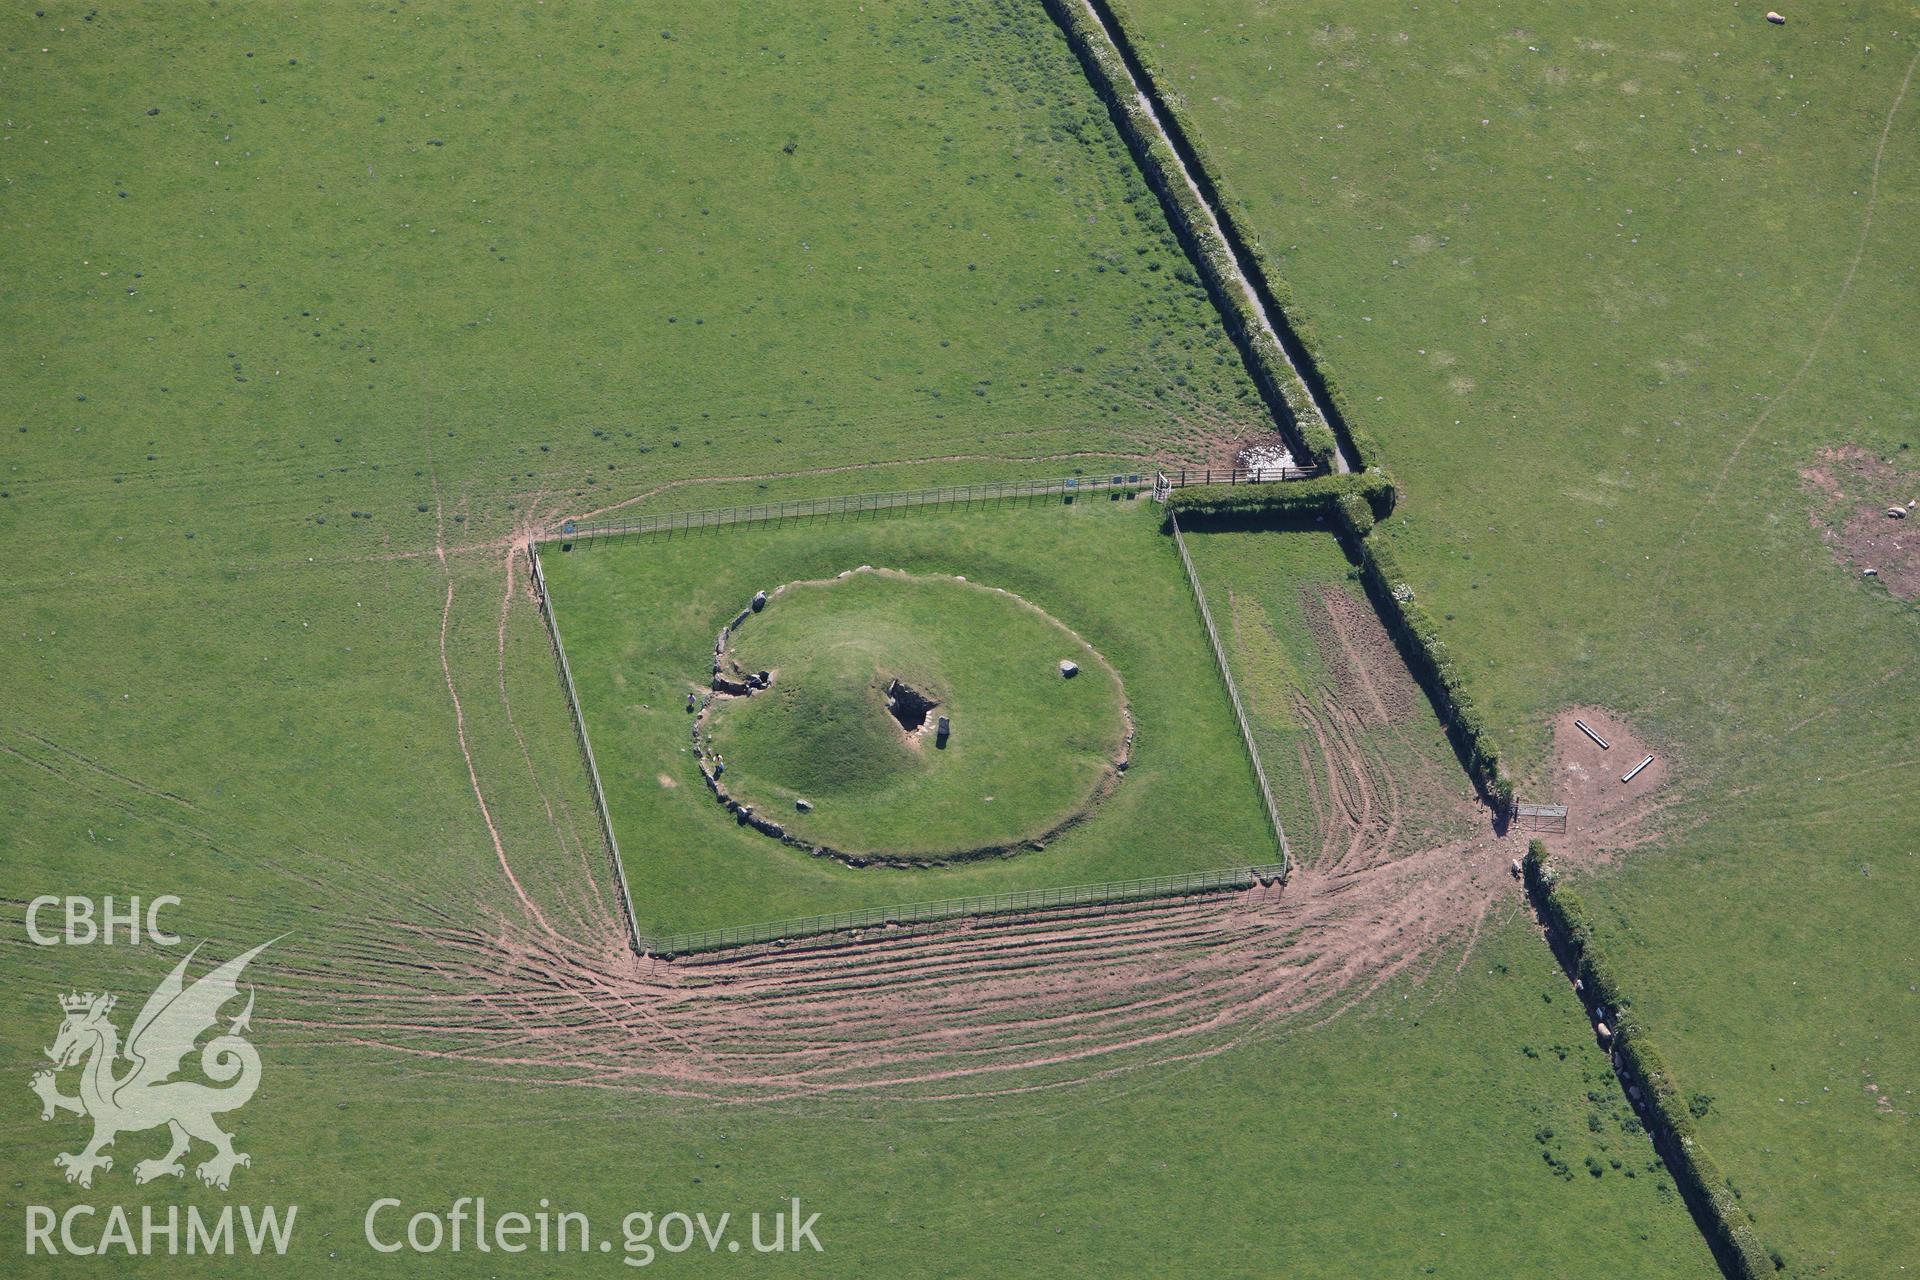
left=1801, top=444, right=1920, bottom=600
left=1537, top=707, right=1677, bottom=866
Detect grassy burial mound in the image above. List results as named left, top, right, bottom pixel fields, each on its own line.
left=701, top=569, right=1130, bottom=863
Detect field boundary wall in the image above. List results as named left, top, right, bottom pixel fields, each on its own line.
left=1525, top=843, right=1776, bottom=1279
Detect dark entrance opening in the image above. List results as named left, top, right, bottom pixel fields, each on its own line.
left=884, top=679, right=939, bottom=733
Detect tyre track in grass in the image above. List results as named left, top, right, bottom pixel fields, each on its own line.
left=1656, top=41, right=1920, bottom=592
left=258, top=591, right=1585, bottom=1106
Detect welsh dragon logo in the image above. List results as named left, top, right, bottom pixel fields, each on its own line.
left=31, top=941, right=272, bottom=1190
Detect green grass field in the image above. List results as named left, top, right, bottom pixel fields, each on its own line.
left=2, top=0, right=1269, bottom=567
left=10, top=0, right=1910, bottom=1273
left=1111, top=0, right=1920, bottom=1270
left=540, top=500, right=1273, bottom=934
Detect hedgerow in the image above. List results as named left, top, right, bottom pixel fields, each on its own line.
left=1041, top=0, right=1342, bottom=470
left=1087, top=0, right=1385, bottom=472
left=1332, top=504, right=1513, bottom=811
left=1523, top=844, right=1776, bottom=1279
left=1163, top=471, right=1393, bottom=525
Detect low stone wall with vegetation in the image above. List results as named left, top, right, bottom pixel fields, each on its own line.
left=1084, top=0, right=1385, bottom=472
left=1041, top=0, right=1339, bottom=467
left=1163, top=475, right=1509, bottom=811
left=1161, top=472, right=1393, bottom=526
left=1524, top=843, right=1777, bottom=1279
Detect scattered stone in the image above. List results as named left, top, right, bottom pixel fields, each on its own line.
left=1889, top=506, right=1908, bottom=519
left=713, top=673, right=751, bottom=696
left=1236, top=440, right=1296, bottom=479
left=1766, top=10, right=1786, bottom=23
left=1059, top=659, right=1079, bottom=678
left=1863, top=567, right=1879, bottom=577
left=795, top=799, right=813, bottom=812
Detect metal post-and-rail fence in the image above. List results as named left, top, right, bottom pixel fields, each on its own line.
left=525, top=466, right=1314, bottom=961
left=651, top=863, right=1289, bottom=959
left=1167, top=509, right=1294, bottom=870
left=528, top=537, right=1288, bottom=963
left=526, top=542, right=646, bottom=955
left=550, top=464, right=1322, bottom=546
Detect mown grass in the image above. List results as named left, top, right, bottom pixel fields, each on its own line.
left=1111, top=0, right=1920, bottom=1269
left=542, top=500, right=1274, bottom=935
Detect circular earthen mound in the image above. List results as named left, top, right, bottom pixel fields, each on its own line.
left=699, top=569, right=1130, bottom=864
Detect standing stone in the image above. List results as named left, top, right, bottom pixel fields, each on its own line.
left=752, top=590, right=768, bottom=611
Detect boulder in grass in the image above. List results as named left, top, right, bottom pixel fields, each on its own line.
left=1888, top=506, right=1908, bottom=519
left=795, top=798, right=813, bottom=813
left=1766, top=10, right=1786, bottom=23
left=1059, top=659, right=1079, bottom=678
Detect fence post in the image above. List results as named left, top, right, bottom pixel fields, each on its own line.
left=526, top=541, right=645, bottom=956
left=1167, top=510, right=1293, bottom=872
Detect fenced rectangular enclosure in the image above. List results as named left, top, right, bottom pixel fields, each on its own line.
left=533, top=497, right=1289, bottom=948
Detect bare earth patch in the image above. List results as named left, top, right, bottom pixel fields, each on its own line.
left=1543, top=706, right=1678, bottom=867
left=1304, top=584, right=1420, bottom=725
left=1801, top=445, right=1920, bottom=599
